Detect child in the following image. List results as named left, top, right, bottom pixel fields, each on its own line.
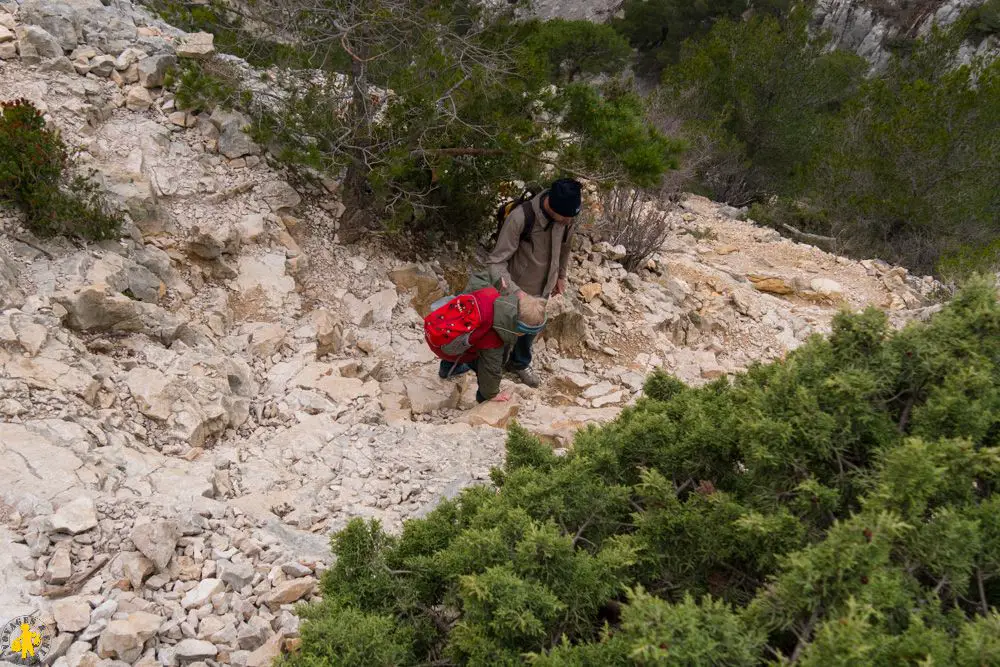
left=429, top=272, right=547, bottom=403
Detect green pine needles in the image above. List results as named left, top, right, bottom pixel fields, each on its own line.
left=285, top=277, right=1000, bottom=665
left=0, top=98, right=122, bottom=241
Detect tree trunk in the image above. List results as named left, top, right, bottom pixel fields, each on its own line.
left=339, top=37, right=375, bottom=244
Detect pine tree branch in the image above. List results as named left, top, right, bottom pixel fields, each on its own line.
left=790, top=604, right=822, bottom=663
left=898, top=392, right=917, bottom=433
left=977, top=567, right=989, bottom=616
left=571, top=516, right=595, bottom=547
left=780, top=224, right=836, bottom=247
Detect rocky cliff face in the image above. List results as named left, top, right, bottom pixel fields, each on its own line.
left=810, top=0, right=999, bottom=71
left=528, top=0, right=999, bottom=71
left=0, top=1, right=948, bottom=666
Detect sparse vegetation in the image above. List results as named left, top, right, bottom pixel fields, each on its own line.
left=165, top=59, right=246, bottom=114
left=594, top=187, right=672, bottom=272
left=0, top=98, right=121, bottom=240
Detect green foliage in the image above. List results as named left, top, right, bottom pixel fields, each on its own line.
left=244, top=1, right=678, bottom=249
left=658, top=5, right=1000, bottom=278
left=521, top=19, right=633, bottom=83
left=658, top=8, right=867, bottom=204
left=0, top=98, right=121, bottom=240
left=288, top=277, right=1000, bottom=664
left=557, top=82, right=681, bottom=188
left=804, top=29, right=1000, bottom=276
left=165, top=60, right=246, bottom=114
left=966, top=0, right=1000, bottom=39
left=611, top=0, right=791, bottom=73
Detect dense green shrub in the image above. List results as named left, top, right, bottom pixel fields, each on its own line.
left=805, top=27, right=1000, bottom=277
left=657, top=5, right=1000, bottom=279
left=966, top=0, right=1000, bottom=39
left=521, top=19, right=633, bottom=83
left=611, top=0, right=791, bottom=73
left=0, top=98, right=121, bottom=240
left=285, top=277, right=1000, bottom=665
left=657, top=8, right=866, bottom=205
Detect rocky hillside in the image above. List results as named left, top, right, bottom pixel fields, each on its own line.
left=529, top=0, right=999, bottom=70
left=811, top=0, right=999, bottom=71
left=0, top=2, right=946, bottom=667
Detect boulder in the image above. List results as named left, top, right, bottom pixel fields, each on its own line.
left=237, top=214, right=266, bottom=242
left=541, top=297, right=586, bottom=350
left=3, top=356, right=100, bottom=405
left=52, top=597, right=91, bottom=633
left=130, top=519, right=181, bottom=571
left=312, top=309, right=343, bottom=357
left=126, top=86, right=153, bottom=112
left=45, top=544, right=73, bottom=584
left=810, top=277, right=845, bottom=297
left=137, top=54, right=176, bottom=88
left=174, top=639, right=217, bottom=661
left=459, top=398, right=520, bottom=428
left=748, top=275, right=794, bottom=295
left=245, top=633, right=283, bottom=667
left=126, top=367, right=173, bottom=421
left=0, top=250, right=24, bottom=310
left=262, top=577, right=316, bottom=608
left=20, top=0, right=78, bottom=51
left=188, top=220, right=241, bottom=259
left=214, top=111, right=259, bottom=160
left=81, top=10, right=137, bottom=56
left=405, top=376, right=462, bottom=414
left=16, top=25, right=64, bottom=64
left=176, top=32, right=214, bottom=58
left=582, top=381, right=616, bottom=400
left=120, top=551, right=155, bottom=590
left=366, top=289, right=398, bottom=324
left=51, top=496, right=97, bottom=535
left=52, top=285, right=181, bottom=344
left=115, top=47, right=146, bottom=71
left=96, top=612, right=163, bottom=663
left=89, top=54, right=115, bottom=77
left=125, top=363, right=250, bottom=447
left=258, top=181, right=301, bottom=212
left=182, top=578, right=224, bottom=609
left=579, top=282, right=602, bottom=302
left=280, top=562, right=312, bottom=578
left=291, top=363, right=379, bottom=403
left=247, top=323, right=286, bottom=358
left=218, top=560, right=254, bottom=590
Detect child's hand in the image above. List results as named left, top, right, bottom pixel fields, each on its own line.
left=493, top=390, right=512, bottom=402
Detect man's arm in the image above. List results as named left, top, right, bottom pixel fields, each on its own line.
left=475, top=348, right=504, bottom=402
left=487, top=209, right=524, bottom=294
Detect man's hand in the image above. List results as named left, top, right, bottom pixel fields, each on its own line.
left=553, top=278, right=566, bottom=296
left=493, top=390, right=513, bottom=402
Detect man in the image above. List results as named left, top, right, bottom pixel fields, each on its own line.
left=486, top=177, right=583, bottom=387
left=434, top=272, right=548, bottom=403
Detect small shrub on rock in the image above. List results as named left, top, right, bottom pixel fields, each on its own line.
left=0, top=98, right=121, bottom=240
left=594, top=187, right=672, bottom=272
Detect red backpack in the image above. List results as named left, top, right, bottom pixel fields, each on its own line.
left=424, top=288, right=501, bottom=365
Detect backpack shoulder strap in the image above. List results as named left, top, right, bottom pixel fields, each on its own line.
left=519, top=200, right=536, bottom=244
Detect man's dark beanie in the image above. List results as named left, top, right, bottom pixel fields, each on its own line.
left=548, top=178, right=582, bottom=217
